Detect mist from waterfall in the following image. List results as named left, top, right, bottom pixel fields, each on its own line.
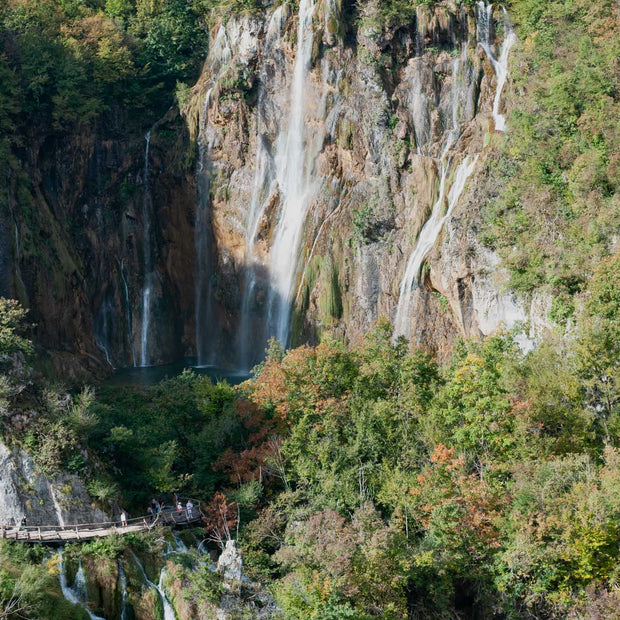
left=140, top=131, right=152, bottom=367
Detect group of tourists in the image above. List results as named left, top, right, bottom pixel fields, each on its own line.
left=116, top=495, right=198, bottom=528
left=145, top=495, right=196, bottom=523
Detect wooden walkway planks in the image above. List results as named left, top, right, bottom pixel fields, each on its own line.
left=1, top=500, right=204, bottom=544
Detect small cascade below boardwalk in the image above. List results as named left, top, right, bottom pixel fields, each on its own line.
left=118, top=560, right=129, bottom=620
left=57, top=551, right=105, bottom=620
left=132, top=552, right=176, bottom=620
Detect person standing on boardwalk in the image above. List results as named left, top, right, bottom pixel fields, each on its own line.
left=120, top=510, right=127, bottom=527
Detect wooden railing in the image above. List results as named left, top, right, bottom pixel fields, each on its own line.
left=0, top=498, right=204, bottom=543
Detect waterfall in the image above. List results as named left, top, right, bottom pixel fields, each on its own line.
left=118, top=560, right=129, bottom=620
left=49, top=483, right=65, bottom=528
left=394, top=47, right=480, bottom=340
left=195, top=26, right=233, bottom=366
left=57, top=550, right=105, bottom=620
left=132, top=552, right=176, bottom=620
left=267, top=0, right=317, bottom=347
left=394, top=155, right=478, bottom=339
left=95, top=296, right=115, bottom=369
left=140, top=131, right=153, bottom=367
left=237, top=113, right=276, bottom=369
left=477, top=2, right=517, bottom=132
left=195, top=88, right=214, bottom=367
left=416, top=5, right=427, bottom=56
left=121, top=259, right=136, bottom=366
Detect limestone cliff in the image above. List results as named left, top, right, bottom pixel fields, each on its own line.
left=187, top=0, right=539, bottom=367
left=2, top=0, right=542, bottom=373
left=0, top=439, right=107, bottom=527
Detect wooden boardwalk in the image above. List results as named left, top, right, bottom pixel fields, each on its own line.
left=1, top=501, right=204, bottom=544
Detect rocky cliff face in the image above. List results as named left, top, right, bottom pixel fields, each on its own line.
left=187, top=0, right=537, bottom=367
left=0, top=439, right=107, bottom=527
left=4, top=0, right=541, bottom=374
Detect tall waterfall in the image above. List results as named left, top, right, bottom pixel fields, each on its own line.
left=393, top=46, right=480, bottom=339
left=195, top=26, right=232, bottom=366
left=267, top=0, right=317, bottom=348
left=140, top=131, right=152, bottom=367
left=195, top=88, right=214, bottom=367
left=235, top=6, right=285, bottom=370
left=237, top=126, right=275, bottom=370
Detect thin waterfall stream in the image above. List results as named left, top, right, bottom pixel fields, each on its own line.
left=132, top=552, right=176, bottom=620
left=477, top=1, right=517, bottom=132
left=121, top=259, right=136, bottom=366
left=140, top=130, right=152, bottom=367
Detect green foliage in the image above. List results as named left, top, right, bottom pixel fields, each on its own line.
left=235, top=312, right=620, bottom=617
left=481, top=0, right=620, bottom=298
left=0, top=298, right=33, bottom=359
left=91, top=371, right=240, bottom=508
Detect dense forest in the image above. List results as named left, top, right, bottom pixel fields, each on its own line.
left=0, top=0, right=619, bottom=618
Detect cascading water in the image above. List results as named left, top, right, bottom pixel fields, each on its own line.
left=94, top=299, right=114, bottom=369
left=132, top=552, right=176, bottom=620
left=118, top=560, right=129, bottom=620
left=140, top=131, right=153, bottom=367
left=393, top=45, right=481, bottom=340
left=195, top=88, right=214, bottom=367
left=57, top=551, right=105, bottom=620
left=477, top=2, right=517, bottom=132
left=236, top=6, right=286, bottom=370
left=121, top=259, right=136, bottom=366
left=49, top=483, right=65, bottom=528
left=267, top=0, right=317, bottom=347
left=237, top=106, right=277, bottom=369
left=394, top=155, right=479, bottom=339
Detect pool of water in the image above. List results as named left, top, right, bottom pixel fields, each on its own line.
left=103, top=358, right=251, bottom=387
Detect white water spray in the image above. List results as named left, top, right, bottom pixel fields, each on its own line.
left=140, top=131, right=152, bottom=367
left=268, top=0, right=317, bottom=346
